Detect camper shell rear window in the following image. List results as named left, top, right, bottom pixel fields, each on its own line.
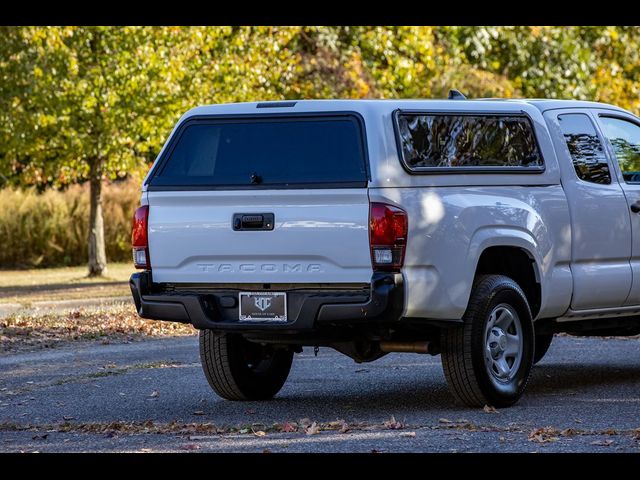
left=147, top=114, right=369, bottom=189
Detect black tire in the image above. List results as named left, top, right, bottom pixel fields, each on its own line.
left=440, top=274, right=535, bottom=408
left=199, top=331, right=293, bottom=401
left=533, top=334, right=553, bottom=365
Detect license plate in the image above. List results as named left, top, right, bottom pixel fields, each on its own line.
left=239, top=292, right=287, bottom=322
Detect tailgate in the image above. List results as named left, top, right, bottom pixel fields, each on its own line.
left=147, top=189, right=372, bottom=283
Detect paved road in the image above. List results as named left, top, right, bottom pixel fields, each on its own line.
left=1, top=334, right=639, bottom=452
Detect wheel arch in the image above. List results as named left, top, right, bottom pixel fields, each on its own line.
left=467, top=228, right=543, bottom=319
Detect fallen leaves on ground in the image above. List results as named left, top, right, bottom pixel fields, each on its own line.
left=305, top=422, right=320, bottom=435
left=528, top=427, right=560, bottom=443
left=52, top=420, right=227, bottom=436
left=0, top=304, right=195, bottom=354
left=4, top=419, right=640, bottom=447
left=383, top=415, right=404, bottom=430
left=278, top=422, right=298, bottom=433
left=327, top=420, right=350, bottom=434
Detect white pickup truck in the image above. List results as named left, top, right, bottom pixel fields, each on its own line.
left=129, top=95, right=640, bottom=407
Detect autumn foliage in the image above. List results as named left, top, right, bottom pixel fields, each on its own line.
left=1, top=26, right=640, bottom=268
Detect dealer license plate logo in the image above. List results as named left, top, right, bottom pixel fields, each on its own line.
left=239, top=292, right=287, bottom=322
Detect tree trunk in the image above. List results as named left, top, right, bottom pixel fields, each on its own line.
left=88, top=159, right=108, bottom=277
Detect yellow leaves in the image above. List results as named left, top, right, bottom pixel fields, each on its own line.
left=81, top=95, right=98, bottom=112
left=592, top=64, right=640, bottom=113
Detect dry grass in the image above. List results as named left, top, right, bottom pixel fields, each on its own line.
left=0, top=303, right=195, bottom=354
left=0, top=262, right=134, bottom=304
left=0, top=263, right=133, bottom=288
left=0, top=177, right=141, bottom=268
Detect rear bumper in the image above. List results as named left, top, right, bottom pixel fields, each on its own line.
left=129, top=271, right=404, bottom=332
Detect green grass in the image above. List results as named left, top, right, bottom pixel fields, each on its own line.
left=0, top=262, right=134, bottom=305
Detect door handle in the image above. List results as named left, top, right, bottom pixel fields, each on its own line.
left=631, top=202, right=640, bottom=213
left=232, top=213, right=274, bottom=231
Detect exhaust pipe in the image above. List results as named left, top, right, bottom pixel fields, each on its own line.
left=379, top=341, right=430, bottom=354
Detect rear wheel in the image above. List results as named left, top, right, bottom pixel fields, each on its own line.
left=533, top=334, right=553, bottom=364
left=440, top=275, right=535, bottom=408
left=199, top=331, right=293, bottom=401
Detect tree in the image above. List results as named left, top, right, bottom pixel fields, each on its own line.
left=442, top=26, right=640, bottom=112
left=0, top=27, right=216, bottom=275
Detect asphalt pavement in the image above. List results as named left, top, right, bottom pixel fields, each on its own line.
left=1, top=334, right=639, bottom=452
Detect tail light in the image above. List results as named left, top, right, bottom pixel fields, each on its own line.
left=369, top=202, right=408, bottom=272
left=132, top=205, right=150, bottom=269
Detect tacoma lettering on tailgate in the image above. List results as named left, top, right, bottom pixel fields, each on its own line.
left=195, top=263, right=324, bottom=273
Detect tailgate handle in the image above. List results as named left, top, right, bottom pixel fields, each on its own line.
left=233, top=213, right=274, bottom=231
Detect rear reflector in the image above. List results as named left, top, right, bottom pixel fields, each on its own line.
left=369, top=202, right=408, bottom=272
left=133, top=249, right=148, bottom=268
left=131, top=205, right=150, bottom=269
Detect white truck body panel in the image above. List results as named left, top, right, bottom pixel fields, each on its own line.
left=370, top=185, right=573, bottom=320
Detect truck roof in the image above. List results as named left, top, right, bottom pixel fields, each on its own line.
left=182, top=98, right=633, bottom=120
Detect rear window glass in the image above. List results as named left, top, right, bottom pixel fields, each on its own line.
left=150, top=116, right=368, bottom=187
left=396, top=114, right=544, bottom=170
